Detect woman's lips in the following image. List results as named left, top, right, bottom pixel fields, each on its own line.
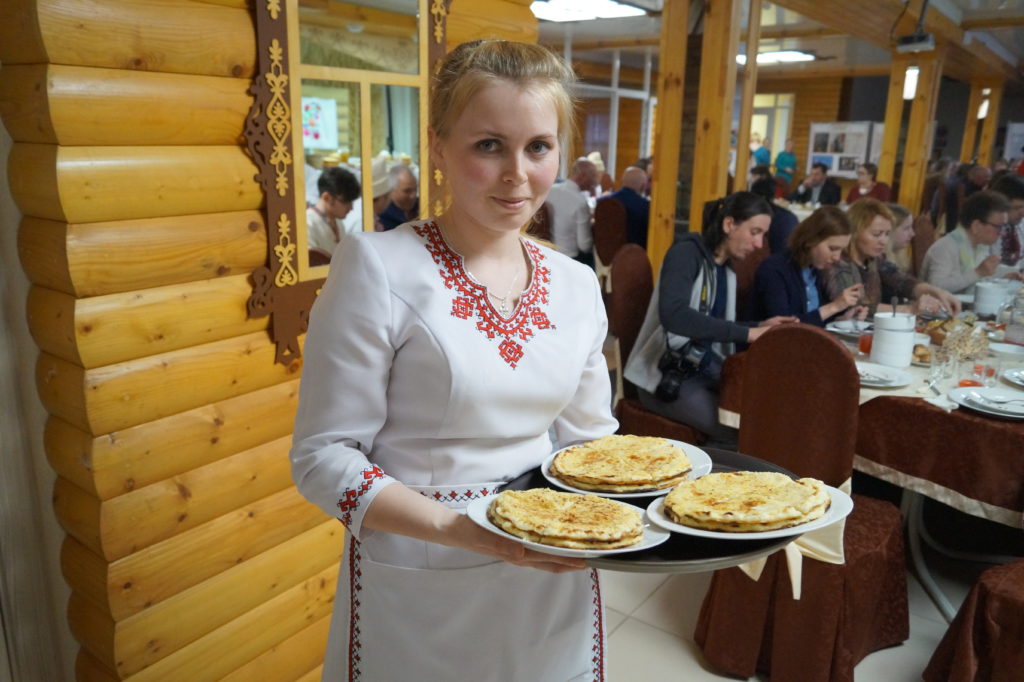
left=493, top=196, right=528, bottom=209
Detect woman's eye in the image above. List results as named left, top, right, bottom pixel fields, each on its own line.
left=527, top=140, right=552, bottom=154
left=476, top=139, right=499, bottom=152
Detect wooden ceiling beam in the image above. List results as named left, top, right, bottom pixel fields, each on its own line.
left=540, top=37, right=661, bottom=52
left=961, top=15, right=1024, bottom=30
left=759, top=25, right=842, bottom=40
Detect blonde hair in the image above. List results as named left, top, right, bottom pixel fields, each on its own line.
left=430, top=40, right=577, bottom=156
left=846, top=198, right=894, bottom=258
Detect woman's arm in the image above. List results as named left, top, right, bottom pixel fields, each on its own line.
left=658, top=241, right=750, bottom=344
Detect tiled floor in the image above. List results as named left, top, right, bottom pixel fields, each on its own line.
left=600, top=540, right=993, bottom=681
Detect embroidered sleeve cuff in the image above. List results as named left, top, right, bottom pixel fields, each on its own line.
left=336, top=464, right=397, bottom=538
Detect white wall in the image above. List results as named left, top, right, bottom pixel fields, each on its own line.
left=0, top=113, right=76, bottom=679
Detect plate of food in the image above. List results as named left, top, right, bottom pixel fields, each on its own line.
left=825, top=320, right=871, bottom=339
left=467, top=489, right=670, bottom=558
left=542, top=435, right=713, bottom=498
left=948, top=387, right=1024, bottom=419
left=645, top=471, right=853, bottom=540
left=855, top=361, right=913, bottom=388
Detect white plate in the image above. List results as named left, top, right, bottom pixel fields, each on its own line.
left=541, top=439, right=713, bottom=499
left=1003, top=368, right=1024, bottom=389
left=645, top=486, right=854, bottom=540
left=948, top=386, right=1024, bottom=419
left=988, top=342, right=1024, bottom=359
left=465, top=496, right=670, bottom=558
left=855, top=361, right=913, bottom=388
left=825, top=321, right=871, bottom=338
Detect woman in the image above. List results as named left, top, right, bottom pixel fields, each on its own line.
left=884, top=203, right=914, bottom=273
left=754, top=206, right=865, bottom=325
left=291, top=41, right=617, bottom=680
left=846, top=162, right=891, bottom=204
left=825, top=198, right=960, bottom=316
left=774, top=138, right=797, bottom=189
left=624, top=192, right=795, bottom=445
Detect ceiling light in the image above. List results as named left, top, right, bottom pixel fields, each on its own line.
left=530, top=0, right=646, bottom=23
left=735, top=50, right=815, bottom=66
left=903, top=66, right=919, bottom=100
left=978, top=99, right=989, bottom=119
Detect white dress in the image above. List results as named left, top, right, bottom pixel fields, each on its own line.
left=291, top=220, right=618, bottom=681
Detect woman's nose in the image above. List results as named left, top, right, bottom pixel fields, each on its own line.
left=503, top=153, right=527, bottom=184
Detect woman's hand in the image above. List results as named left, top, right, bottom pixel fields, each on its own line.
left=912, top=283, right=962, bottom=316
left=748, top=316, right=797, bottom=342
left=441, top=513, right=587, bottom=574
left=822, top=283, right=864, bottom=319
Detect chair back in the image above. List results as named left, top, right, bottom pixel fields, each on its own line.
left=526, top=203, right=552, bottom=242
left=608, top=244, right=653, bottom=369
left=911, top=213, right=936, bottom=277
left=593, top=197, right=628, bottom=266
left=737, top=324, right=858, bottom=486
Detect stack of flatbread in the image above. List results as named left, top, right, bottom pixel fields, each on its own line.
left=487, top=489, right=643, bottom=549
left=663, top=471, right=830, bottom=532
left=550, top=435, right=692, bottom=493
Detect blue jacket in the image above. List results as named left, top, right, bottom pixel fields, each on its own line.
left=607, top=187, right=650, bottom=249
left=754, top=250, right=832, bottom=326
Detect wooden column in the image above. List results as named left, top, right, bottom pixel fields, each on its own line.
left=976, top=82, right=1003, bottom=167
left=877, top=54, right=910, bottom=187
left=689, top=0, right=742, bottom=231
left=898, top=49, right=944, bottom=216
left=732, top=0, right=762, bottom=193
left=960, top=82, right=985, bottom=162
left=646, top=0, right=690, bottom=272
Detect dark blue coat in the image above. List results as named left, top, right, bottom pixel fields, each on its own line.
left=753, top=250, right=831, bottom=326
left=608, top=187, right=650, bottom=249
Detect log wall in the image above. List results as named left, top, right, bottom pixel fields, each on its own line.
left=0, top=0, right=338, bottom=678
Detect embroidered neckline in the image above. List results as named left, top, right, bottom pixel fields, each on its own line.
left=414, top=220, right=555, bottom=368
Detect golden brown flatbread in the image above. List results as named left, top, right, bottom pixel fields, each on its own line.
left=550, top=435, right=692, bottom=492
left=487, top=489, right=643, bottom=549
left=663, top=471, right=830, bottom=532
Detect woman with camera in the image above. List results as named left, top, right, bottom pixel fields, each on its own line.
left=624, top=192, right=795, bottom=446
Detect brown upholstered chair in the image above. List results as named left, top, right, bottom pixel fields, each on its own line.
left=911, top=213, right=936, bottom=278
left=924, top=559, right=1024, bottom=682
left=607, top=243, right=706, bottom=444
left=694, top=324, right=908, bottom=682
left=592, top=197, right=628, bottom=290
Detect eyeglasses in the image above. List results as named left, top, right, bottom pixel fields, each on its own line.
left=983, top=221, right=1010, bottom=230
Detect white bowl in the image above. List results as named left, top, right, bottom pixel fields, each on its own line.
left=989, top=342, right=1024, bottom=359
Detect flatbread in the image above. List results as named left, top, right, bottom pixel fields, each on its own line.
left=663, top=471, right=830, bottom=532
left=487, top=489, right=643, bottom=549
left=550, top=435, right=692, bottom=492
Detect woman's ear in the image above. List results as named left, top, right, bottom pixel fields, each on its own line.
left=722, top=216, right=734, bottom=234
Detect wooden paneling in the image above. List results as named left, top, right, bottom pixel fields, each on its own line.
left=8, top=144, right=262, bottom=224
left=961, top=83, right=985, bottom=163
left=758, top=77, right=843, bottom=185
left=976, top=82, right=1003, bottom=167
left=54, top=435, right=294, bottom=561
left=878, top=56, right=909, bottom=187
left=898, top=51, right=944, bottom=215
left=0, top=65, right=252, bottom=146
left=45, top=380, right=299, bottom=501
left=35, top=332, right=301, bottom=436
left=18, top=212, right=267, bottom=298
left=218, top=616, right=331, bottom=682
left=27, top=276, right=268, bottom=368
left=446, top=0, right=537, bottom=47
left=0, top=0, right=256, bottom=78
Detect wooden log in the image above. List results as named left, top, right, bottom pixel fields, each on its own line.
left=76, top=649, right=119, bottom=682
left=61, top=486, right=326, bottom=621
left=36, top=332, right=302, bottom=436
left=54, top=435, right=295, bottom=561
left=18, top=212, right=267, bottom=298
left=446, top=0, right=538, bottom=48
left=898, top=51, right=945, bottom=217
left=27, top=275, right=269, bottom=368
left=960, top=83, right=984, bottom=163
left=9, top=144, right=262, bottom=224
left=0, top=64, right=252, bottom=146
left=296, top=666, right=324, bottom=682
left=45, top=380, right=299, bottom=500
left=0, top=0, right=256, bottom=79
left=976, top=82, right=1003, bottom=167
left=127, top=563, right=337, bottom=682
left=68, top=521, right=342, bottom=677
left=218, top=616, right=330, bottom=682
left=878, top=55, right=910, bottom=186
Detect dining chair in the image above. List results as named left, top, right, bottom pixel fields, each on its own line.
left=694, top=323, right=908, bottom=682
left=911, top=213, right=936, bottom=278
left=923, top=559, right=1024, bottom=682
left=592, top=197, right=628, bottom=292
left=607, top=243, right=706, bottom=444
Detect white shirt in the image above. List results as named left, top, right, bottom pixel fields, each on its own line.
left=546, top=179, right=594, bottom=257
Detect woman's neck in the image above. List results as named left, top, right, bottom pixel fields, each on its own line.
left=713, top=246, right=729, bottom=265
left=438, top=212, right=523, bottom=263
left=851, top=247, right=868, bottom=267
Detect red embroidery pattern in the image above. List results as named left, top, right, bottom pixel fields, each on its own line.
left=337, top=464, right=387, bottom=528
left=418, top=487, right=495, bottom=505
left=590, top=568, right=605, bottom=681
left=414, top=221, right=555, bottom=369
left=348, top=535, right=363, bottom=681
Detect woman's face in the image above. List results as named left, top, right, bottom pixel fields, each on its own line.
left=430, top=80, right=560, bottom=238
left=856, top=166, right=872, bottom=187
left=722, top=213, right=770, bottom=261
left=890, top=216, right=914, bottom=250
left=809, top=234, right=851, bottom=269
left=854, top=215, right=892, bottom=260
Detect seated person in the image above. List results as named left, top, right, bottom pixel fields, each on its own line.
left=990, top=174, right=1024, bottom=268
left=547, top=157, right=598, bottom=262
left=754, top=206, right=865, bottom=326
left=920, top=190, right=1024, bottom=294
left=884, top=203, right=915, bottom=273
left=750, top=176, right=798, bottom=254
left=306, top=166, right=360, bottom=260
left=379, top=164, right=419, bottom=231
left=846, top=163, right=891, bottom=204
left=788, top=162, right=841, bottom=206
left=825, top=198, right=960, bottom=316
left=624, top=192, right=795, bottom=447
left=606, top=166, right=650, bottom=248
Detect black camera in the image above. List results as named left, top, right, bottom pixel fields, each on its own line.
left=654, top=342, right=705, bottom=402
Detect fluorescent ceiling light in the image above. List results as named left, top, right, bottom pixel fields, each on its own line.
left=903, top=66, right=919, bottom=100
left=531, top=0, right=646, bottom=23
left=735, top=50, right=815, bottom=65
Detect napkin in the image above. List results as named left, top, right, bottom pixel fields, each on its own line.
left=737, top=478, right=850, bottom=600
left=918, top=386, right=959, bottom=412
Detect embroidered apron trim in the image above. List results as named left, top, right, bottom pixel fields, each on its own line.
left=589, top=568, right=606, bottom=681
left=414, top=221, right=555, bottom=369
left=337, top=464, right=387, bottom=528
left=410, top=482, right=502, bottom=508
left=348, top=535, right=363, bottom=682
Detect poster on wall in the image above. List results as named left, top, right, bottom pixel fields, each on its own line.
left=302, top=97, right=339, bottom=151
left=806, top=121, right=880, bottom=179
left=1006, top=122, right=1024, bottom=161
